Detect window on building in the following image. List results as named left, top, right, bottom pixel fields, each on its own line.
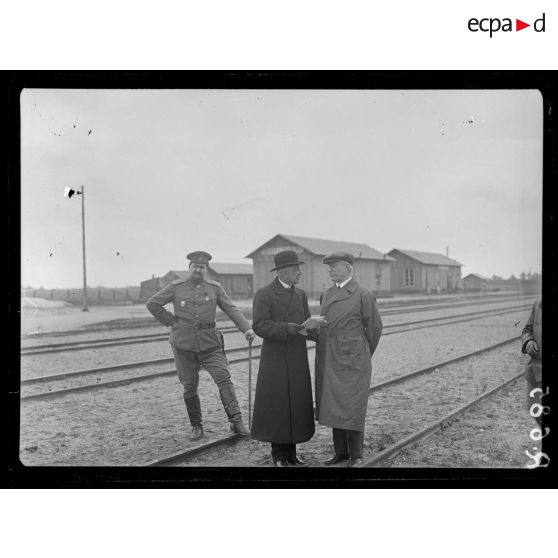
left=405, top=268, right=414, bottom=287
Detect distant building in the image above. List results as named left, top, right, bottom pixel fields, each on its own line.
left=246, top=233, right=394, bottom=299
left=139, top=275, right=164, bottom=303
left=463, top=273, right=488, bottom=292
left=139, top=263, right=253, bottom=301
left=387, top=248, right=463, bottom=294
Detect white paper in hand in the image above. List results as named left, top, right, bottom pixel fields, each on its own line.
left=302, top=316, right=327, bottom=329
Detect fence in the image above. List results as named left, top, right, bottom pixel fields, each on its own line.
left=22, top=286, right=142, bottom=304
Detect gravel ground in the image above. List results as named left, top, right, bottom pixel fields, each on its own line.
left=180, top=337, right=526, bottom=467
left=19, top=307, right=533, bottom=467
left=20, top=298, right=529, bottom=379
left=382, top=376, right=543, bottom=468
left=20, top=306, right=524, bottom=394
left=20, top=330, right=254, bottom=382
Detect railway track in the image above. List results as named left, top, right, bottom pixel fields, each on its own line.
left=21, top=292, right=533, bottom=342
left=20, top=304, right=530, bottom=401
left=21, top=296, right=535, bottom=355
left=143, top=336, right=522, bottom=466
left=357, top=370, right=525, bottom=467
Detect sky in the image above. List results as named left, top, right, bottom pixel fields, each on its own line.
left=20, top=88, right=543, bottom=289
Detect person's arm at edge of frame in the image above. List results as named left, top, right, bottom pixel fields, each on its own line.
left=521, top=302, right=537, bottom=354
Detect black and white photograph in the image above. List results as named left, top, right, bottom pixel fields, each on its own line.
left=15, top=78, right=550, bottom=477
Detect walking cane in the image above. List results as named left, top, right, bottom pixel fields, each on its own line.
left=248, top=337, right=253, bottom=428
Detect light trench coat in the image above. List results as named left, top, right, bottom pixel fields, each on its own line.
left=315, top=278, right=382, bottom=431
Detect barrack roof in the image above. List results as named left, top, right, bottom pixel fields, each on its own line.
left=246, top=234, right=394, bottom=261
left=463, top=272, right=488, bottom=281
left=388, top=248, right=463, bottom=267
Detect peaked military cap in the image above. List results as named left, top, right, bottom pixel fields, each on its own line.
left=270, top=250, right=306, bottom=271
left=187, top=251, right=212, bottom=265
left=322, top=251, right=355, bottom=265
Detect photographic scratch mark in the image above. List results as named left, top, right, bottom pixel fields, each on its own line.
left=88, top=130, right=92, bottom=135
left=221, top=197, right=264, bottom=221
left=33, top=103, right=81, bottom=137
left=49, top=253, right=53, bottom=257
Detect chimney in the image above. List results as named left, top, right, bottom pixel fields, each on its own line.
left=446, top=246, right=449, bottom=257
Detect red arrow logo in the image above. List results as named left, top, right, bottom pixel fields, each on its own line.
left=516, top=19, right=530, bottom=31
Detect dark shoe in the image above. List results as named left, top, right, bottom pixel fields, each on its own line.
left=191, top=425, right=204, bottom=441
left=287, top=456, right=308, bottom=467
left=273, top=457, right=290, bottom=467
left=230, top=420, right=250, bottom=436
left=324, top=454, right=350, bottom=466
left=348, top=457, right=363, bottom=467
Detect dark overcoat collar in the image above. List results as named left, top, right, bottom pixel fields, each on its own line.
left=272, top=278, right=302, bottom=317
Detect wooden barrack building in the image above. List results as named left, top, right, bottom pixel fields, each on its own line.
left=246, top=233, right=393, bottom=300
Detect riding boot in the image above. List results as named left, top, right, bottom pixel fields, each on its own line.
left=183, top=394, right=203, bottom=440
left=219, top=385, right=250, bottom=435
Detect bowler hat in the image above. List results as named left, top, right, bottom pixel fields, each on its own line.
left=270, top=250, right=306, bottom=271
left=322, top=251, right=355, bottom=265
left=187, top=251, right=212, bottom=265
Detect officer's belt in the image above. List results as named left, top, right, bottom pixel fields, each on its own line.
left=176, top=318, right=216, bottom=329
left=320, top=328, right=364, bottom=337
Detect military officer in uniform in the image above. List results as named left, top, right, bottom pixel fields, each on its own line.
left=146, top=251, right=255, bottom=440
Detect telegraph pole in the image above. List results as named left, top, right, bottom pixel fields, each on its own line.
left=80, top=185, right=89, bottom=311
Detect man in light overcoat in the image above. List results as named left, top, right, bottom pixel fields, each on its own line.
left=251, top=250, right=316, bottom=466
left=315, top=251, right=382, bottom=467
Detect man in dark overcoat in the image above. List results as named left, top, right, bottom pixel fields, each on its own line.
left=315, top=251, right=382, bottom=467
left=522, top=299, right=543, bottom=426
left=251, top=250, right=317, bottom=467
left=146, top=251, right=255, bottom=440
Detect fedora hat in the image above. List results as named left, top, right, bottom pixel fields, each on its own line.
left=270, top=250, right=306, bottom=271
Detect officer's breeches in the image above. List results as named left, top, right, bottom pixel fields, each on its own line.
left=172, top=345, right=234, bottom=398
